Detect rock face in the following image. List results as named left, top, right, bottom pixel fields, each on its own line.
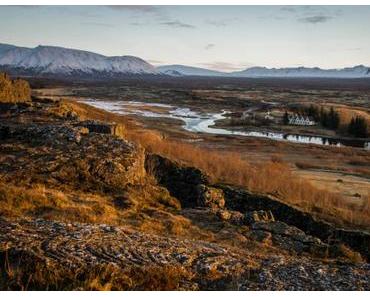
left=248, top=221, right=328, bottom=256
left=145, top=154, right=209, bottom=207
left=219, top=185, right=370, bottom=261
left=0, top=122, right=145, bottom=191
left=79, top=120, right=125, bottom=137
left=146, top=155, right=370, bottom=260
left=0, top=72, right=31, bottom=103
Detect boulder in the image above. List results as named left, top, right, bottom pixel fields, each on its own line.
left=196, top=184, right=225, bottom=209
left=249, top=221, right=328, bottom=255
left=217, top=210, right=232, bottom=221
left=145, top=154, right=209, bottom=208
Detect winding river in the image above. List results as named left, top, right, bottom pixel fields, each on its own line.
left=81, top=99, right=370, bottom=150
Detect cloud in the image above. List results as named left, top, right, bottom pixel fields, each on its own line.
left=81, top=22, right=115, bottom=28
left=106, top=5, right=166, bottom=21
left=199, top=62, right=253, bottom=72
left=206, top=18, right=235, bottom=27
left=280, top=6, right=297, bottom=13
left=346, top=47, right=362, bottom=51
left=106, top=5, right=160, bottom=13
left=298, top=15, right=332, bottom=24
left=147, top=59, right=163, bottom=65
left=160, top=20, right=195, bottom=29
left=204, top=43, right=215, bottom=50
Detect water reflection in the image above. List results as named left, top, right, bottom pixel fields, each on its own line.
left=81, top=99, right=368, bottom=149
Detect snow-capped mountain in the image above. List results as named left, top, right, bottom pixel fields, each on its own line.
left=157, top=65, right=227, bottom=77
left=157, top=64, right=370, bottom=78
left=0, top=43, right=157, bottom=76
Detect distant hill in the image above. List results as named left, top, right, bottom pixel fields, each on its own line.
left=158, top=64, right=370, bottom=78
left=230, top=65, right=370, bottom=78
left=157, top=65, right=227, bottom=77
left=0, top=72, right=31, bottom=103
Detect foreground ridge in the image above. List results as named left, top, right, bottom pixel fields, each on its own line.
left=1, top=217, right=369, bottom=290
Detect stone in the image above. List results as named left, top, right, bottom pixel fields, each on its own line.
left=249, top=230, right=272, bottom=244
left=244, top=210, right=275, bottom=224
left=217, top=210, right=232, bottom=221
left=196, top=184, right=225, bottom=209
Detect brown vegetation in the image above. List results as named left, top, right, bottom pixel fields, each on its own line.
left=0, top=73, right=31, bottom=103
left=0, top=254, right=194, bottom=291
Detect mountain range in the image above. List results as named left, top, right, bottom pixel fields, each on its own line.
left=1, top=43, right=369, bottom=79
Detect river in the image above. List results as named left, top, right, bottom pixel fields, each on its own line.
left=81, top=99, right=369, bottom=150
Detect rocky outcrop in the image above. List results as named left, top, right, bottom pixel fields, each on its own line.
left=0, top=72, right=31, bottom=103
left=79, top=120, right=125, bottom=137
left=145, top=154, right=209, bottom=207
left=0, top=122, right=145, bottom=192
left=218, top=185, right=370, bottom=260
left=0, top=217, right=369, bottom=290
left=247, top=221, right=329, bottom=256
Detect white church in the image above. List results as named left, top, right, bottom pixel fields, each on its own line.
left=288, top=114, right=316, bottom=126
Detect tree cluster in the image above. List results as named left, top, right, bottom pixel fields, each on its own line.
left=348, top=116, right=368, bottom=138
left=287, top=104, right=340, bottom=129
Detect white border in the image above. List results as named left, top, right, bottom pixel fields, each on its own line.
left=1, top=0, right=370, bottom=5
left=1, top=0, right=369, bottom=295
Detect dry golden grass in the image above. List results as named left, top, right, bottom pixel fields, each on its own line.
left=0, top=253, right=194, bottom=291
left=336, top=106, right=370, bottom=126
left=66, top=100, right=370, bottom=229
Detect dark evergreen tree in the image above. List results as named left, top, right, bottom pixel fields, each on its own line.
left=320, top=107, right=329, bottom=127
left=348, top=116, right=368, bottom=138
left=328, top=107, right=340, bottom=129
left=283, top=111, right=289, bottom=125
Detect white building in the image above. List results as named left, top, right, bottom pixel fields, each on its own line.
left=264, top=111, right=274, bottom=120
left=288, top=114, right=316, bottom=126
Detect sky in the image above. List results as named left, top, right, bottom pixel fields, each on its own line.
left=0, top=5, right=370, bottom=71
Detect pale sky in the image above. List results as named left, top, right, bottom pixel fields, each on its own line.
left=1, top=5, right=370, bottom=71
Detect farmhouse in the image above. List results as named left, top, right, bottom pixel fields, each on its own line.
left=288, top=114, right=316, bottom=126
